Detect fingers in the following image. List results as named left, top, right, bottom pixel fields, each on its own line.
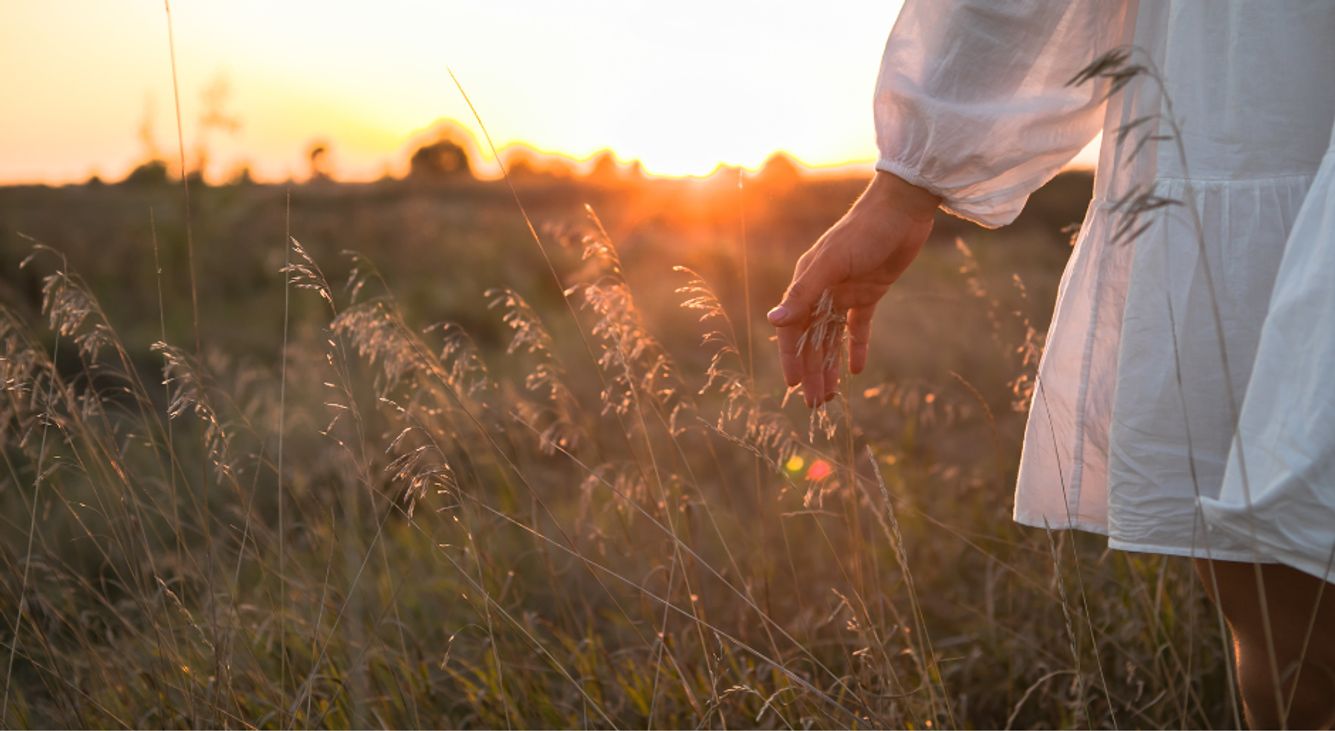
left=776, top=325, right=802, bottom=388
left=800, top=331, right=824, bottom=408
left=771, top=250, right=835, bottom=407
left=847, top=304, right=876, bottom=375
left=779, top=301, right=873, bottom=407
left=767, top=251, right=836, bottom=329
left=822, top=347, right=839, bottom=402
left=780, top=321, right=839, bottom=406
left=767, top=234, right=859, bottom=407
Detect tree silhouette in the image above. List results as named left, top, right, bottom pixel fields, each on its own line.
left=227, top=165, right=255, bottom=186
left=409, top=138, right=472, bottom=180
left=308, top=142, right=332, bottom=182
left=121, top=94, right=169, bottom=186
left=502, top=146, right=541, bottom=179
left=502, top=145, right=576, bottom=180
left=194, top=74, right=241, bottom=184
left=755, top=152, right=803, bottom=190
left=585, top=150, right=621, bottom=184
left=120, top=160, right=170, bottom=187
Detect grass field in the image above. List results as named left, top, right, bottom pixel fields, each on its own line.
left=0, top=169, right=1241, bottom=728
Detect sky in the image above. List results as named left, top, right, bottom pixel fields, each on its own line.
left=0, top=1, right=1098, bottom=184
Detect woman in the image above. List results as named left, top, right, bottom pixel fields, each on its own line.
left=767, top=1, right=1335, bottom=726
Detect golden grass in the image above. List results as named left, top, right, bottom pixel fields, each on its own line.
left=0, top=172, right=1240, bottom=726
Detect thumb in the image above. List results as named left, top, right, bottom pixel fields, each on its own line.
left=768, top=259, right=834, bottom=328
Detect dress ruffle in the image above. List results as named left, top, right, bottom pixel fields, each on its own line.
left=1199, top=140, right=1335, bottom=581
left=1015, top=172, right=1318, bottom=567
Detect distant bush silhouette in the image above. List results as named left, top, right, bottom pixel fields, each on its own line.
left=120, top=160, right=170, bottom=186
left=755, top=152, right=803, bottom=191
left=409, top=138, right=472, bottom=180
left=502, top=145, right=576, bottom=181
left=226, top=165, right=255, bottom=187
left=585, top=150, right=621, bottom=184
left=503, top=147, right=541, bottom=178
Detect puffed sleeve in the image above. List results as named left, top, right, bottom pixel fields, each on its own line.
left=875, top=0, right=1131, bottom=228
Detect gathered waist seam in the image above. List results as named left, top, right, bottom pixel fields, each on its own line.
left=1089, top=171, right=1318, bottom=211
left=1150, top=171, right=1318, bottom=184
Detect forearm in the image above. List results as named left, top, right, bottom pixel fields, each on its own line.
left=862, top=170, right=943, bottom=224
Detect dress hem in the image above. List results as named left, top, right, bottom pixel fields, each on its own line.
left=1013, top=514, right=1276, bottom=564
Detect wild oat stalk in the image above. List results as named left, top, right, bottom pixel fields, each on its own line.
left=674, top=266, right=800, bottom=468
left=153, top=343, right=235, bottom=483
left=570, top=225, right=694, bottom=435
left=794, top=290, right=845, bottom=374
left=487, top=287, right=584, bottom=455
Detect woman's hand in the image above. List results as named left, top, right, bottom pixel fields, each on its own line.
left=766, top=171, right=941, bottom=407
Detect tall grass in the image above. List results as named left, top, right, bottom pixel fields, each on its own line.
left=0, top=29, right=1247, bottom=725
left=0, top=184, right=1239, bottom=725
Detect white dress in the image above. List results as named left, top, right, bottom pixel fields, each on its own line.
left=874, top=0, right=1335, bottom=581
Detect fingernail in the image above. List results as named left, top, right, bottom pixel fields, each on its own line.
left=767, top=306, right=788, bottom=324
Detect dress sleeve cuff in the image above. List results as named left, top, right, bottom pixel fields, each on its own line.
left=874, top=157, right=1025, bottom=230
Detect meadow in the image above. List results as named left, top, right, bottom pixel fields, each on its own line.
left=0, top=167, right=1241, bottom=728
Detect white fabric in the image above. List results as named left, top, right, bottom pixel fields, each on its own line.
left=1201, top=126, right=1335, bottom=581
left=874, top=0, right=1335, bottom=580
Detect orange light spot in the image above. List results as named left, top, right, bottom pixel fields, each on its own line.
left=806, top=459, right=833, bottom=482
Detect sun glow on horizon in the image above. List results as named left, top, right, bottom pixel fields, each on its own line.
left=1, top=1, right=1102, bottom=186
left=0, top=1, right=922, bottom=186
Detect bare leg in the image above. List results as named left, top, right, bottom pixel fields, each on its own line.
left=1195, top=559, right=1335, bottom=729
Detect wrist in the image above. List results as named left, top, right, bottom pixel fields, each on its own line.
left=865, top=170, right=942, bottom=222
